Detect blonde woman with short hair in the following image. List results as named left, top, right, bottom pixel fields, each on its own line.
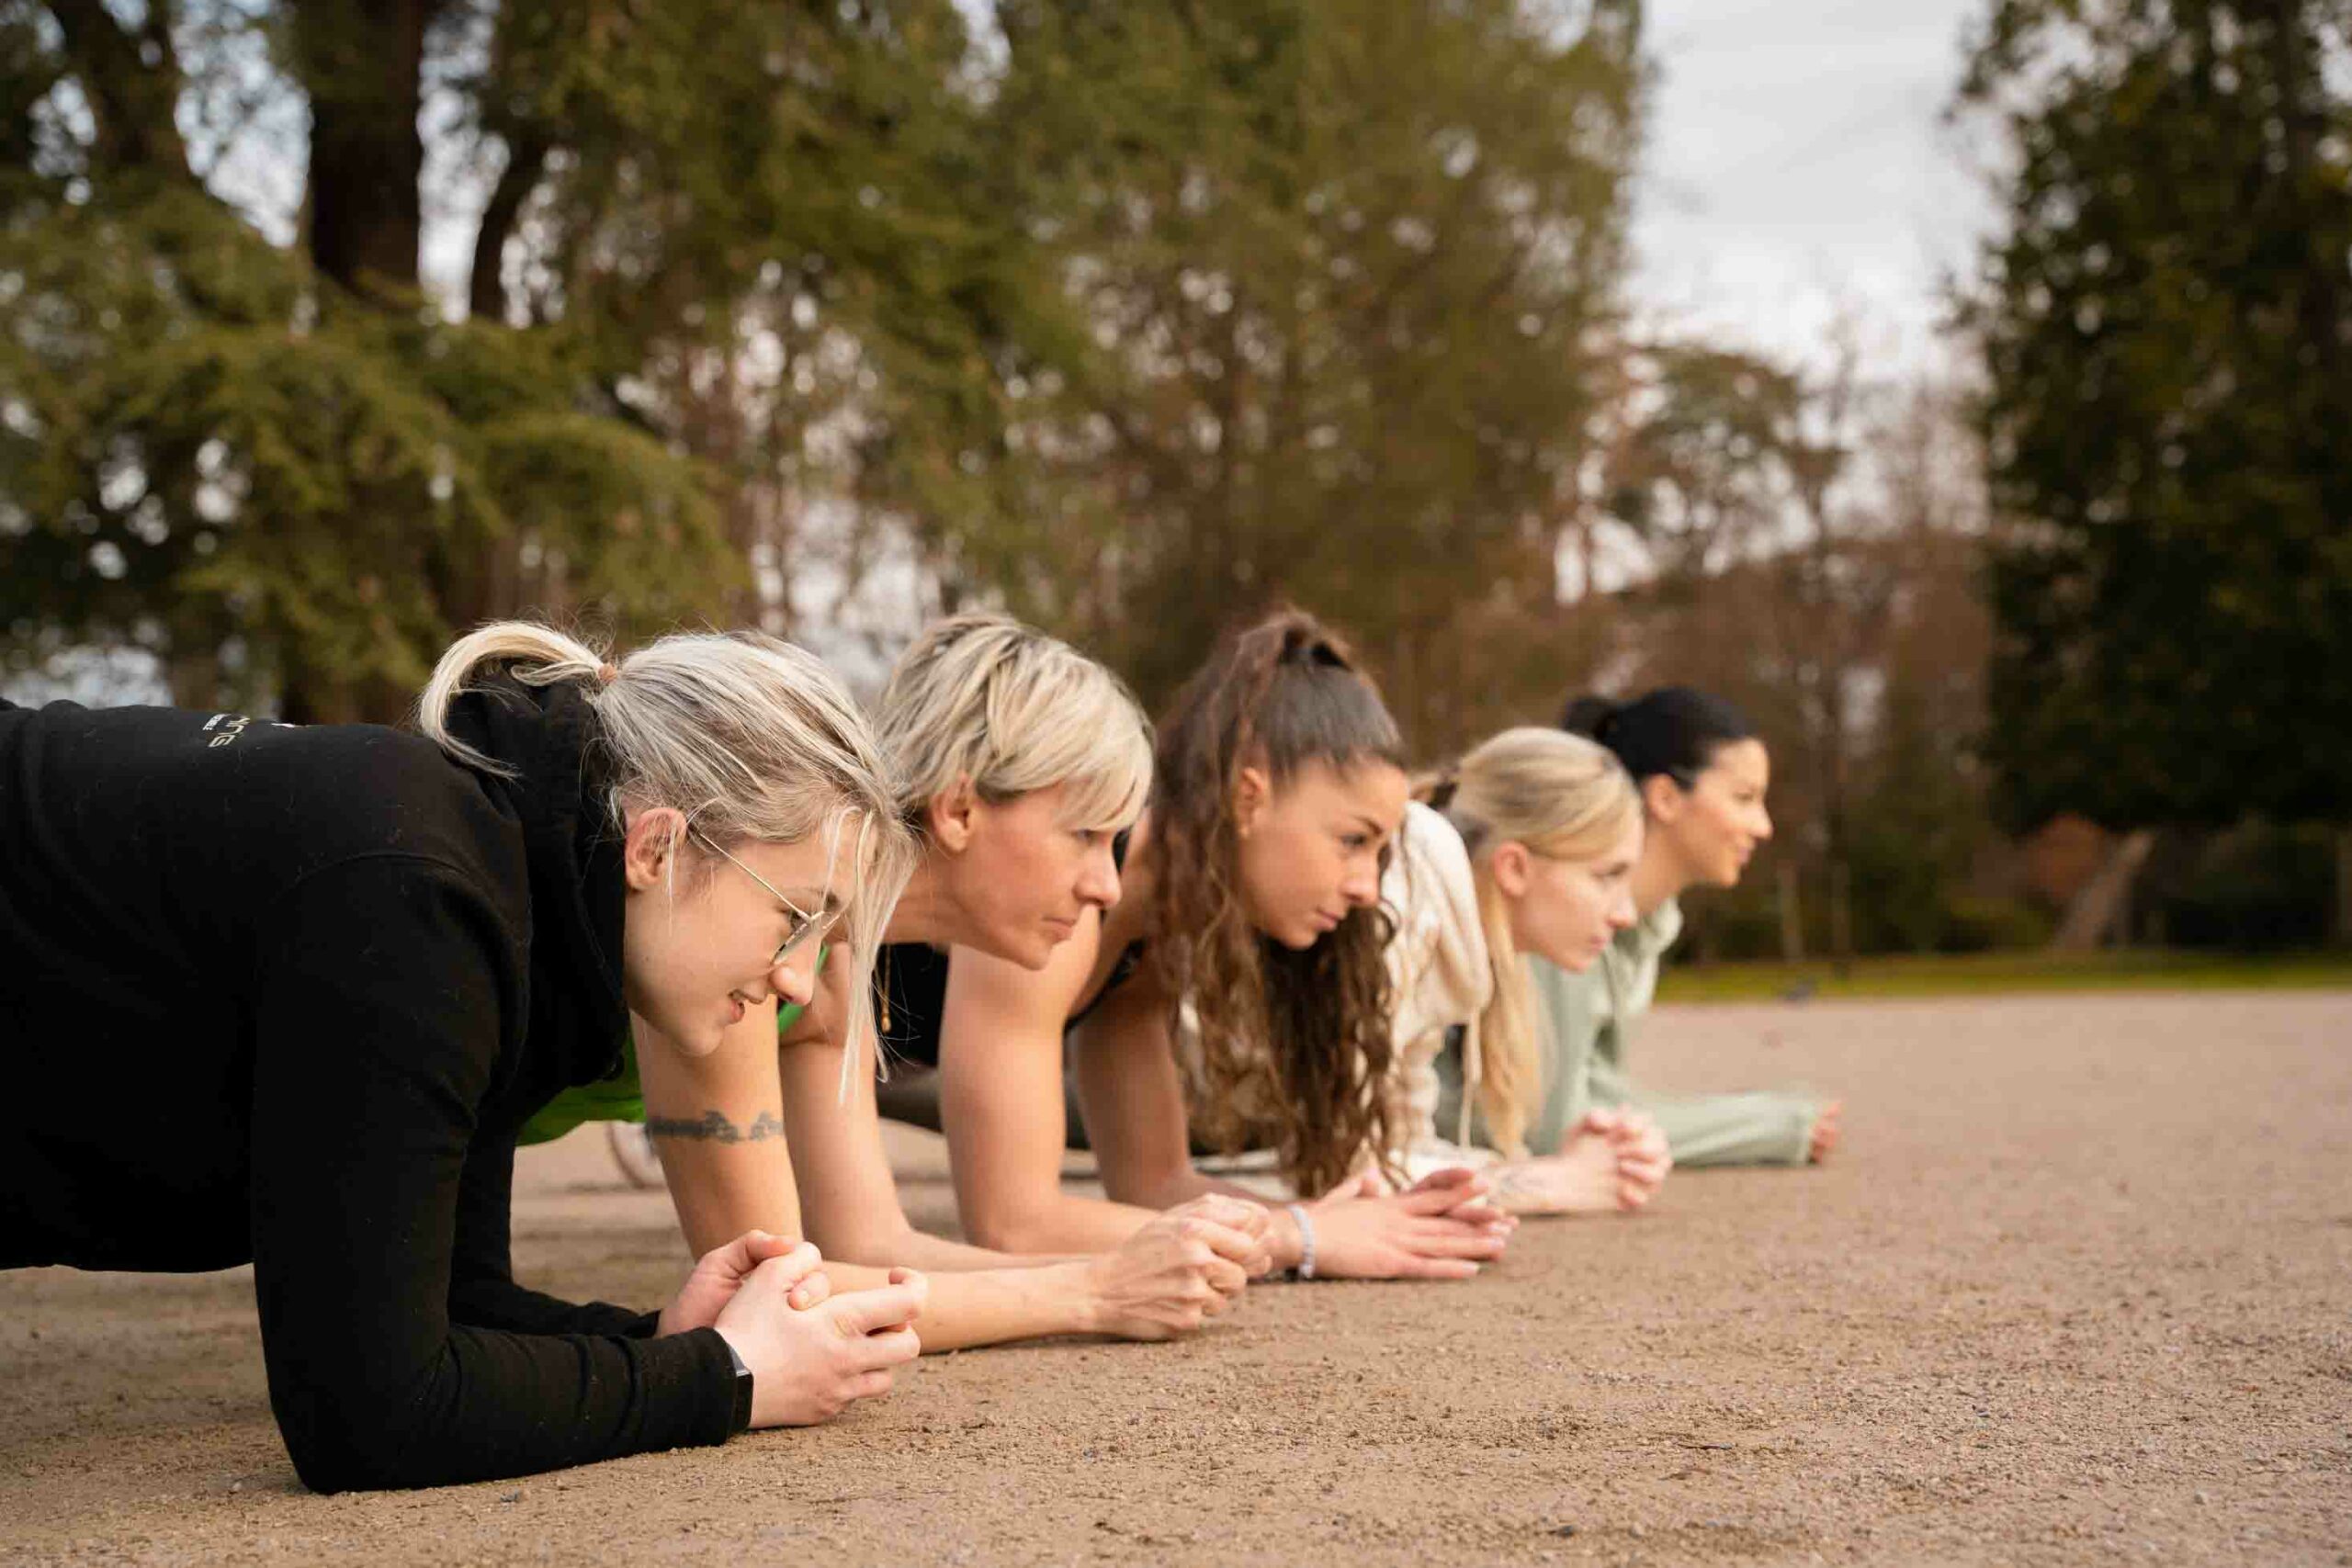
left=4, top=623, right=929, bottom=1490
left=1383, top=728, right=1676, bottom=1213
left=629, top=614, right=1275, bottom=1348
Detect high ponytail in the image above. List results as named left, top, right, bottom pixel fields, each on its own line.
left=417, top=620, right=916, bottom=1075
left=1151, top=607, right=1407, bottom=1196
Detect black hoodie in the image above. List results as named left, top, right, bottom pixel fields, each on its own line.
left=0, top=679, right=736, bottom=1491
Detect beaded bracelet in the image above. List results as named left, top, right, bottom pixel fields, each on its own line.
left=1283, top=1201, right=1317, bottom=1280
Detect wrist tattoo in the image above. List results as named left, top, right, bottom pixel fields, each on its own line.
left=643, top=1109, right=786, bottom=1144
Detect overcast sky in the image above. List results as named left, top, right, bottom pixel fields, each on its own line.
left=1627, top=0, right=1997, bottom=373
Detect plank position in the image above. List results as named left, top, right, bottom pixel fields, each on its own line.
left=1, top=624, right=930, bottom=1490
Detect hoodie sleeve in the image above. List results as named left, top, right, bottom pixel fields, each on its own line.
left=245, top=856, right=736, bottom=1493
left=1556, top=919, right=1818, bottom=1168
left=1620, top=1088, right=1818, bottom=1167
left=446, top=1128, right=661, bottom=1337
left=1381, top=804, right=1494, bottom=1164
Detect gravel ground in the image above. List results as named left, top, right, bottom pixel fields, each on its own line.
left=4, top=990, right=2347, bottom=1567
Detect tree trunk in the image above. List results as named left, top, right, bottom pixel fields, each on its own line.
left=1828, top=858, right=1852, bottom=977
left=469, top=131, right=548, bottom=322
left=2335, top=826, right=2352, bottom=949
left=1777, top=860, right=1805, bottom=964
left=2048, top=828, right=2157, bottom=953
left=296, top=0, right=434, bottom=303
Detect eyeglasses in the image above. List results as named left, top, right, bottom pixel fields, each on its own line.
left=686, top=827, right=842, bottom=970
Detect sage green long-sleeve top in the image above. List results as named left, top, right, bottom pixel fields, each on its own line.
left=1437, top=898, right=1821, bottom=1168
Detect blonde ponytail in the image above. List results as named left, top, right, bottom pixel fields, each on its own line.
left=417, top=623, right=610, bottom=776
left=1439, top=728, right=1640, bottom=1156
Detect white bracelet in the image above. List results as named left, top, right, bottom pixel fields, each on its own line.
left=1283, top=1201, right=1317, bottom=1280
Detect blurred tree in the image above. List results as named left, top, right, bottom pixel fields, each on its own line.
left=0, top=0, right=1041, bottom=720
left=955, top=0, right=1645, bottom=746
left=1598, top=345, right=1998, bottom=961
left=1955, top=0, right=2352, bottom=841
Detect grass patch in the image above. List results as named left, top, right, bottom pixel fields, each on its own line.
left=1657, top=948, right=2352, bottom=1003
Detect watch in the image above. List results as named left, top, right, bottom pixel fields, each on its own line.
left=721, top=1335, right=754, bottom=1434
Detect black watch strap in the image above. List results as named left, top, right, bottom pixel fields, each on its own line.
left=721, top=1335, right=754, bottom=1435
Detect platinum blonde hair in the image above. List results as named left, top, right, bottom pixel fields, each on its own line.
left=875, top=613, right=1152, bottom=833
left=1433, top=727, right=1640, bottom=1156
left=416, top=621, right=916, bottom=1083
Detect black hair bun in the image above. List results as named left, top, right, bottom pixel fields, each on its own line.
left=1571, top=685, right=1757, bottom=783
left=1559, top=694, right=1621, bottom=739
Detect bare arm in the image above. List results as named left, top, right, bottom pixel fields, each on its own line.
left=935, top=919, right=1172, bottom=1255
left=1061, top=962, right=1516, bottom=1279
left=635, top=1000, right=808, bottom=1254
left=933, top=914, right=1510, bottom=1280
left=1068, top=976, right=1242, bottom=1213
left=775, top=1027, right=1059, bottom=1275
left=635, top=1004, right=1115, bottom=1352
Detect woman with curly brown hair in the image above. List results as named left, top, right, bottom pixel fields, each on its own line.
left=913, top=609, right=1513, bottom=1279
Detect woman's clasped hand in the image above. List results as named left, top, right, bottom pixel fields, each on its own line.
left=656, top=1230, right=926, bottom=1427
left=1282, top=1167, right=1516, bottom=1281
left=1080, top=1194, right=1270, bottom=1338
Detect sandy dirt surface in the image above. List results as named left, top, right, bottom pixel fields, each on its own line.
left=5, top=991, right=2348, bottom=1566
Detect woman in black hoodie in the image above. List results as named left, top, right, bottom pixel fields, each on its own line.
left=0, top=623, right=925, bottom=1492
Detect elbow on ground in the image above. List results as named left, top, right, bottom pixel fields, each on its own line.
left=272, top=1378, right=506, bottom=1495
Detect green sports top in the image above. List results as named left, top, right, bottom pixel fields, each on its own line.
left=515, top=955, right=819, bottom=1147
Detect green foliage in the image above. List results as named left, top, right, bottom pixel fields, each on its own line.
left=2, top=0, right=1016, bottom=717
left=2148, top=820, right=2341, bottom=949
left=5, top=0, right=1644, bottom=739
left=971, top=0, right=1645, bottom=740
left=1958, top=0, right=2352, bottom=829
left=0, top=178, right=736, bottom=715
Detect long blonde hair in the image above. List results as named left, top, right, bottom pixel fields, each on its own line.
left=1425, top=727, right=1639, bottom=1156
left=416, top=621, right=916, bottom=1080
left=874, top=612, right=1152, bottom=833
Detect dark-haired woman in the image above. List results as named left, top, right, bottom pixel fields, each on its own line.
left=2, top=625, right=931, bottom=1492
left=1441, top=688, right=1840, bottom=1168
left=903, top=611, right=1514, bottom=1278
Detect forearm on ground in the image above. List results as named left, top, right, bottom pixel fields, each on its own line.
left=815, top=1258, right=1098, bottom=1352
